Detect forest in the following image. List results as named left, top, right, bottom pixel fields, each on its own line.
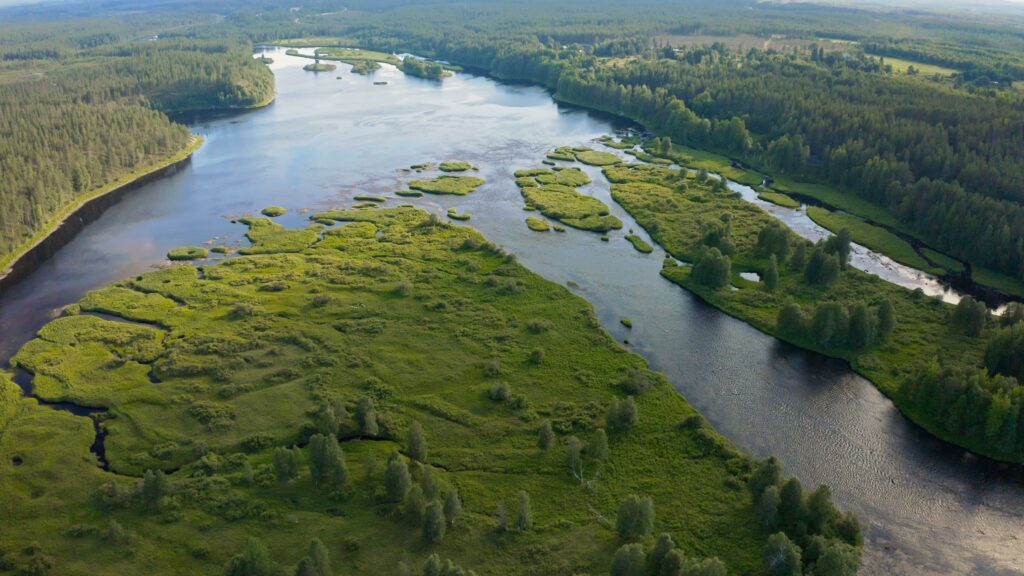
left=0, top=18, right=273, bottom=269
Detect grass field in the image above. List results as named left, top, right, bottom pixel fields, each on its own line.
left=874, top=55, right=957, bottom=77
left=757, top=191, right=800, bottom=209
left=972, top=266, right=1024, bottom=299
left=805, top=207, right=942, bottom=274
left=0, top=206, right=793, bottom=575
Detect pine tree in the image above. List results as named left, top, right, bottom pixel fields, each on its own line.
left=444, top=490, right=462, bottom=526
left=223, top=537, right=273, bottom=576
left=515, top=491, right=532, bottom=531
left=384, top=452, right=411, bottom=503
left=273, top=446, right=301, bottom=484
left=408, top=421, right=428, bottom=462
left=876, top=298, right=896, bottom=339
left=538, top=419, right=555, bottom=450
left=645, top=533, right=675, bottom=575
left=423, top=499, right=447, bottom=543
left=141, top=469, right=168, bottom=512
left=610, top=543, right=646, bottom=576
left=306, top=538, right=330, bottom=576
left=765, top=254, right=779, bottom=291
left=308, top=434, right=348, bottom=489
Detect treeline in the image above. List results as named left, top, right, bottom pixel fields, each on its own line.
left=0, top=24, right=274, bottom=264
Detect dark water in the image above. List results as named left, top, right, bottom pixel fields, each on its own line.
left=1, top=48, right=1022, bottom=575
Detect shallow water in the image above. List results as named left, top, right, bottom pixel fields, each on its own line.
left=1, top=47, right=1022, bottom=575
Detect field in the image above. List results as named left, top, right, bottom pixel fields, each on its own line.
left=874, top=55, right=958, bottom=77
left=0, top=206, right=788, bottom=575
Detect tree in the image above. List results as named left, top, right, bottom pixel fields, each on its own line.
left=764, top=255, right=779, bottom=291
left=756, top=485, right=781, bottom=529
left=223, top=537, right=273, bottom=576
left=876, top=298, right=896, bottom=339
left=385, top=452, right=412, bottom=503
left=847, top=302, right=875, bottom=349
left=408, top=421, right=428, bottom=463
left=423, top=554, right=442, bottom=576
left=589, top=428, right=610, bottom=463
left=611, top=543, right=646, bottom=576
left=812, top=540, right=859, bottom=576
left=985, top=324, right=1024, bottom=382
left=748, top=456, right=782, bottom=499
left=778, top=478, right=807, bottom=532
left=404, top=484, right=426, bottom=524
left=789, top=242, right=808, bottom=271
left=538, top=419, right=555, bottom=450
left=444, top=490, right=462, bottom=526
left=692, top=247, right=732, bottom=289
left=645, top=533, right=675, bottom=576
left=806, top=485, right=838, bottom=535
left=617, top=495, right=655, bottom=541
left=294, top=558, right=319, bottom=576
left=141, top=469, right=168, bottom=512
left=659, top=550, right=684, bottom=576
left=423, top=499, right=447, bottom=543
left=356, top=397, right=378, bottom=436
left=566, top=436, right=584, bottom=481
left=308, top=433, right=348, bottom=489
left=757, top=221, right=790, bottom=261
left=515, top=491, right=532, bottom=531
left=313, top=403, right=338, bottom=436
left=804, top=247, right=840, bottom=287
left=496, top=500, right=509, bottom=532
left=607, top=396, right=639, bottom=430
left=777, top=302, right=806, bottom=337
left=306, top=539, right=330, bottom=576
left=762, top=532, right=802, bottom=576
left=951, top=296, right=987, bottom=336
left=420, top=465, right=439, bottom=499
left=274, top=446, right=302, bottom=483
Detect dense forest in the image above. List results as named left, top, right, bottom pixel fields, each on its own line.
left=0, top=19, right=273, bottom=267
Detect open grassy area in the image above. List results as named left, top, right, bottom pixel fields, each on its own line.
left=921, top=248, right=965, bottom=275
left=647, top=144, right=763, bottom=187
left=874, top=55, right=957, bottom=77
left=409, top=175, right=486, bottom=196
left=768, top=176, right=900, bottom=229
left=972, top=266, right=1024, bottom=299
left=806, top=206, right=941, bottom=274
left=757, top=191, right=800, bottom=209
left=606, top=162, right=1016, bottom=463
left=1, top=206, right=785, bottom=575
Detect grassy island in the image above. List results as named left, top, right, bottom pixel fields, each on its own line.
left=515, top=165, right=621, bottom=233
left=166, top=246, right=209, bottom=261
left=409, top=175, right=486, bottom=196
left=303, top=62, right=337, bottom=72
left=0, top=205, right=861, bottom=575
left=439, top=161, right=474, bottom=172
left=261, top=206, right=287, bottom=217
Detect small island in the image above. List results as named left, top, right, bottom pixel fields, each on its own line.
left=400, top=56, right=452, bottom=79
left=166, top=246, right=209, bottom=261
left=303, top=60, right=337, bottom=72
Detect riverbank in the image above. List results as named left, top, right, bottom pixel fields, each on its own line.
left=0, top=136, right=205, bottom=293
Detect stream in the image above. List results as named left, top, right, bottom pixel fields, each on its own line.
left=0, top=47, right=1022, bottom=575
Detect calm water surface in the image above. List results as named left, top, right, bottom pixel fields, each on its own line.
left=1, top=48, right=1022, bottom=575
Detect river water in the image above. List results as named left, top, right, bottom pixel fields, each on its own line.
left=1, top=47, right=1021, bottom=575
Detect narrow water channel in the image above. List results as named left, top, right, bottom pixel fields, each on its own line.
left=1, top=48, right=1022, bottom=575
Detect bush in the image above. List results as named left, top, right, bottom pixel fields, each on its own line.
left=489, top=382, right=511, bottom=402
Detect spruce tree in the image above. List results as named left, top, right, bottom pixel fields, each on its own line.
left=538, top=419, right=555, bottom=451
left=616, top=495, right=655, bottom=541
left=423, top=500, right=446, bottom=543
left=515, top=491, right=532, bottom=531
left=444, top=490, right=462, bottom=526
left=765, top=254, right=779, bottom=291
left=384, top=452, right=411, bottom=503
left=408, top=421, right=428, bottom=463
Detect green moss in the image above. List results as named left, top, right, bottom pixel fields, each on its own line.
left=625, top=234, right=654, bottom=254
left=757, top=191, right=800, bottom=209
left=438, top=161, right=474, bottom=172
left=261, top=206, right=287, bottom=217
left=167, top=246, right=208, bottom=261
left=395, top=190, right=424, bottom=198
left=1, top=206, right=772, bottom=574
left=545, top=147, right=576, bottom=161
left=526, top=216, right=550, bottom=231
left=408, top=175, right=486, bottom=196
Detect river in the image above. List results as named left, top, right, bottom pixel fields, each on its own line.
left=1, top=47, right=1022, bottom=575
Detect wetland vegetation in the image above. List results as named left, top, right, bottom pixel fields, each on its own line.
left=515, top=167, right=622, bottom=233
left=0, top=206, right=858, bottom=575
